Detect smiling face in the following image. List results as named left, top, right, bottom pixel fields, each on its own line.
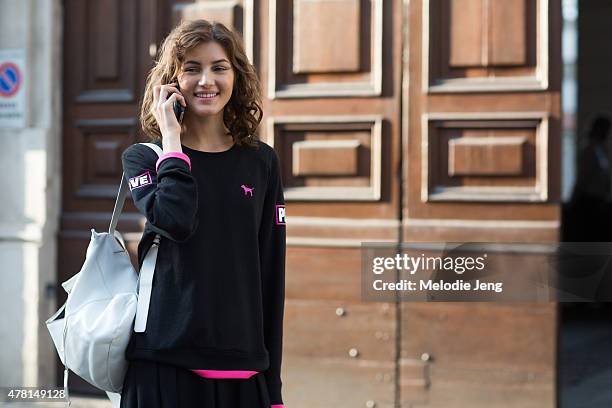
left=177, top=41, right=235, bottom=118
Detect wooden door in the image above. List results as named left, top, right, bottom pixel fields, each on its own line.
left=59, top=0, right=159, bottom=394
left=262, top=1, right=401, bottom=406
left=401, top=1, right=562, bottom=407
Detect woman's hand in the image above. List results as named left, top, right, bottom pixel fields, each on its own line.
left=152, top=83, right=187, bottom=139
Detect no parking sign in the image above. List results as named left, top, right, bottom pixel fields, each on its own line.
left=0, top=49, right=26, bottom=128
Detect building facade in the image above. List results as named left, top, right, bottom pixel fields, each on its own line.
left=0, top=1, right=573, bottom=407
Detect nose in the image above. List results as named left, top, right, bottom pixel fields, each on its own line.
left=198, top=71, right=213, bottom=86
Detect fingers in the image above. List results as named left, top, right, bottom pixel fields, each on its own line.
left=156, top=93, right=181, bottom=134
left=153, top=83, right=186, bottom=107
left=158, top=85, right=171, bottom=108
left=164, top=85, right=186, bottom=107
left=152, top=83, right=172, bottom=107
left=174, top=92, right=186, bottom=108
left=164, top=92, right=178, bottom=109
left=151, top=84, right=186, bottom=130
left=152, top=84, right=160, bottom=106
left=152, top=84, right=162, bottom=115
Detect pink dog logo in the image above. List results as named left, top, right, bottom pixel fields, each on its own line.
left=241, top=184, right=255, bottom=197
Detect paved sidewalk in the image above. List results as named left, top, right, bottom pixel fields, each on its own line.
left=1, top=396, right=112, bottom=407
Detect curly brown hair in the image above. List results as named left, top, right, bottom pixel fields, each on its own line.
left=140, top=19, right=263, bottom=147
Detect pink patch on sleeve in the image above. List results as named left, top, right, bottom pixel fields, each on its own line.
left=275, top=204, right=286, bottom=225
left=128, top=171, right=152, bottom=191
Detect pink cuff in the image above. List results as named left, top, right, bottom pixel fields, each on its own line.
left=271, top=405, right=284, bottom=408
left=156, top=152, right=191, bottom=172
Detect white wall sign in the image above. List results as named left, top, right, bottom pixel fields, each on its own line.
left=0, top=49, right=27, bottom=128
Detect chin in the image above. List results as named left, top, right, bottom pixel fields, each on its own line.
left=191, top=106, right=224, bottom=117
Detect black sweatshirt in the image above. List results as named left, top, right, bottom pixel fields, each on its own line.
left=121, top=139, right=286, bottom=405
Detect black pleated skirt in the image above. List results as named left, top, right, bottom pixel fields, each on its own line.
left=120, top=359, right=271, bottom=408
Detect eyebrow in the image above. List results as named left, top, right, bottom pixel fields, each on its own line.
left=184, top=59, right=230, bottom=65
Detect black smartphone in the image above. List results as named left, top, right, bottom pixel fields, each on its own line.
left=172, top=85, right=185, bottom=124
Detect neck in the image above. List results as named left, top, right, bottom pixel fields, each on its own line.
left=181, top=111, right=234, bottom=150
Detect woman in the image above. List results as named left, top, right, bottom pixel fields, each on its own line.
left=120, top=19, right=286, bottom=408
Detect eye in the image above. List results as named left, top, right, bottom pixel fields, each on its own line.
left=213, top=66, right=229, bottom=71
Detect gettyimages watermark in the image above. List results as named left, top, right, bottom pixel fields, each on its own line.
left=361, top=242, right=612, bottom=302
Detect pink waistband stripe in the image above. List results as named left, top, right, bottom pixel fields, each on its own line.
left=189, top=369, right=285, bottom=407
left=156, top=152, right=192, bottom=172
left=190, top=369, right=259, bottom=379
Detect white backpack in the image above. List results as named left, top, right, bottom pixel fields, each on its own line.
left=46, top=143, right=163, bottom=407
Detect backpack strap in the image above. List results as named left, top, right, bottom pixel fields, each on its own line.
left=133, top=142, right=163, bottom=333
left=107, top=142, right=164, bottom=333
left=134, top=232, right=160, bottom=332
left=108, top=176, right=129, bottom=234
